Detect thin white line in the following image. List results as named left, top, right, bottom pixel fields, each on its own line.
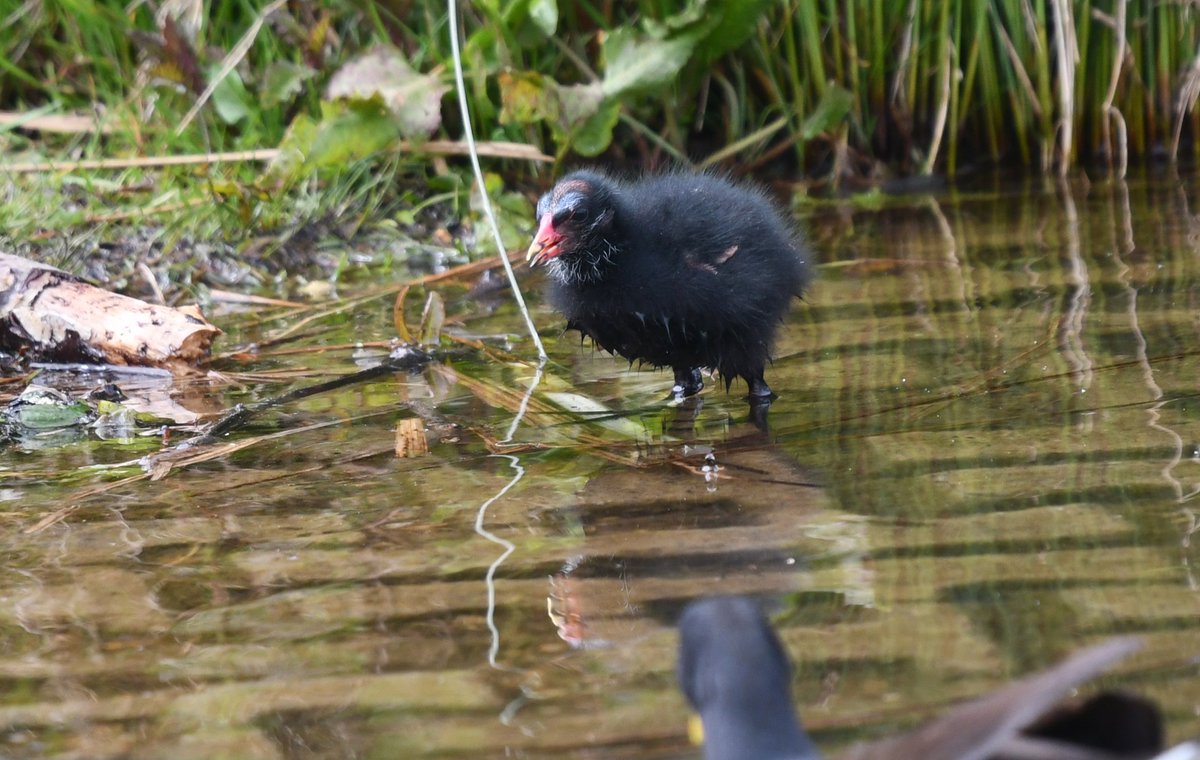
left=501, top=363, right=545, bottom=444
left=474, top=454, right=522, bottom=669
left=447, top=0, right=548, bottom=362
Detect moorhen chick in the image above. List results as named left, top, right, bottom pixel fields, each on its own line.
left=677, top=596, right=1170, bottom=760
left=526, top=171, right=809, bottom=400
left=678, top=596, right=821, bottom=759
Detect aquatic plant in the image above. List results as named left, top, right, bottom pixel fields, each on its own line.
left=4, top=1, right=1200, bottom=245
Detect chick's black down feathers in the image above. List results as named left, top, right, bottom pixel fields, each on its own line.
left=526, top=171, right=809, bottom=398
left=678, top=597, right=821, bottom=760
left=676, top=596, right=1164, bottom=760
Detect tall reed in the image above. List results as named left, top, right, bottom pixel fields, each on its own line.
left=467, top=0, right=1200, bottom=176
left=5, top=1, right=1200, bottom=178
left=738, top=0, right=1200, bottom=176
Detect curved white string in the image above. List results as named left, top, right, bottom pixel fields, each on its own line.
left=447, top=0, right=548, bottom=362
left=502, top=363, right=544, bottom=444
left=474, top=453, right=522, bottom=669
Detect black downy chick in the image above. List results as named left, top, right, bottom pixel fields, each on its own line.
left=526, top=171, right=809, bottom=400
left=677, top=596, right=1166, bottom=760
left=678, top=596, right=821, bottom=760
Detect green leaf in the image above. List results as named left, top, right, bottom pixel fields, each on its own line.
left=8, top=386, right=92, bottom=430
left=498, top=70, right=555, bottom=125
left=543, top=392, right=658, bottom=440
left=800, top=85, right=853, bottom=139
left=556, top=81, right=604, bottom=126
left=211, top=69, right=253, bottom=125
left=267, top=113, right=318, bottom=179
left=643, top=0, right=709, bottom=36
left=306, top=100, right=399, bottom=168
left=464, top=26, right=501, bottom=74
left=13, top=402, right=90, bottom=429
left=326, top=46, right=447, bottom=138
left=418, top=291, right=445, bottom=346
left=570, top=99, right=620, bottom=156
left=697, top=0, right=773, bottom=62
left=497, top=68, right=619, bottom=157
left=498, top=72, right=616, bottom=156
left=528, top=0, right=558, bottom=36
left=267, top=101, right=399, bottom=182
left=601, top=27, right=697, bottom=98
left=262, top=61, right=316, bottom=108
left=471, top=173, right=533, bottom=256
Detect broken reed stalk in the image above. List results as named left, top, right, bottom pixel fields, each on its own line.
left=1171, top=36, right=1200, bottom=162
left=1101, top=0, right=1128, bottom=178
left=0, top=141, right=551, bottom=174
left=922, top=34, right=952, bottom=175
left=749, top=2, right=1200, bottom=174
left=1051, top=0, right=1077, bottom=175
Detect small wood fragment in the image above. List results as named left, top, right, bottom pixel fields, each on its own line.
left=395, top=417, right=428, bottom=458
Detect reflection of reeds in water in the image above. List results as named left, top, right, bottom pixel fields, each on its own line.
left=768, top=176, right=1200, bottom=748
left=543, top=444, right=863, bottom=651
left=6, top=177, right=1200, bottom=756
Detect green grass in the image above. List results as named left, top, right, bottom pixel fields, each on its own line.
left=3, top=1, right=1200, bottom=250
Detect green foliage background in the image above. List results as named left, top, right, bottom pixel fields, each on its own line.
left=6, top=2, right=1200, bottom=170
left=2, top=1, right=1200, bottom=242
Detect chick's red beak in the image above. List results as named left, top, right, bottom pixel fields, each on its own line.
left=526, top=213, right=564, bottom=267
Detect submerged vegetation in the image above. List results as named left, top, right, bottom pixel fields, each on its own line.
left=2, top=1, right=1200, bottom=249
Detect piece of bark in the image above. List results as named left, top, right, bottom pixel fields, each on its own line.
left=395, top=417, right=428, bottom=458
left=0, top=253, right=220, bottom=371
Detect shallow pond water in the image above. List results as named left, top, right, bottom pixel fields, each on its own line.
left=2, top=170, right=1200, bottom=758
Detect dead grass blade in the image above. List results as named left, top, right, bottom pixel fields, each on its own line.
left=393, top=285, right=413, bottom=343
left=207, top=289, right=307, bottom=308
left=0, top=110, right=113, bottom=134
left=84, top=198, right=209, bottom=223
left=992, top=6, right=1044, bottom=119
left=24, top=406, right=408, bottom=534
left=430, top=364, right=639, bottom=465
left=225, top=248, right=527, bottom=351
left=175, top=0, right=289, bottom=134
left=23, top=473, right=148, bottom=534
left=1, top=149, right=280, bottom=173
left=1, top=141, right=549, bottom=174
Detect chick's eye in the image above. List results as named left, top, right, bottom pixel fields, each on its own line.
left=553, top=206, right=588, bottom=226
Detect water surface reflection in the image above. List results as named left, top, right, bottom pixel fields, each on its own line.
left=2, top=172, right=1199, bottom=757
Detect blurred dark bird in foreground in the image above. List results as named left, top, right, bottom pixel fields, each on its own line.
left=677, top=596, right=1189, bottom=760
left=526, top=171, right=809, bottom=401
